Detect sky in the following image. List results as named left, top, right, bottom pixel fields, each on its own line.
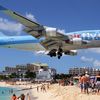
left=0, top=0, right=100, bottom=73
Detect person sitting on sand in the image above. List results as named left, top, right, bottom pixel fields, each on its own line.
left=18, top=94, right=25, bottom=100
left=11, top=94, right=17, bottom=100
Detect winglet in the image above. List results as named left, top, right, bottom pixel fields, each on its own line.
left=0, top=5, right=7, bottom=11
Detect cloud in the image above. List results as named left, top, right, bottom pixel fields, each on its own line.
left=58, top=29, right=66, bottom=34
left=79, top=48, right=100, bottom=54
left=26, top=13, right=37, bottom=22
left=81, top=56, right=94, bottom=62
left=0, top=13, right=37, bottom=36
left=87, top=48, right=100, bottom=54
left=93, top=60, right=100, bottom=67
left=81, top=56, right=100, bottom=67
left=0, top=17, right=23, bottom=35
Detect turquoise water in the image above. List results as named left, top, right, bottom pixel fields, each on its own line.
left=0, top=87, right=19, bottom=100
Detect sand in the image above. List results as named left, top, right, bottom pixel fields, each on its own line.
left=31, top=84, right=100, bottom=100
left=0, top=82, right=100, bottom=100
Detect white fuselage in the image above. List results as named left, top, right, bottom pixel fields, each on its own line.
left=0, top=30, right=100, bottom=51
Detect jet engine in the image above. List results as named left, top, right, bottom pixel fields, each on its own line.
left=45, top=27, right=57, bottom=37
left=64, top=50, right=77, bottom=56
left=70, top=38, right=82, bottom=45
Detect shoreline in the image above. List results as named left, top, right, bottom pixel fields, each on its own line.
left=0, top=82, right=100, bottom=100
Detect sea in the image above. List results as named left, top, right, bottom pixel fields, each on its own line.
left=0, top=87, right=20, bottom=100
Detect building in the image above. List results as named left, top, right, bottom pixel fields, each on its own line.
left=5, top=62, right=48, bottom=75
left=48, top=68, right=56, bottom=76
left=4, top=63, right=57, bottom=80
left=36, top=68, right=56, bottom=81
left=69, top=67, right=100, bottom=76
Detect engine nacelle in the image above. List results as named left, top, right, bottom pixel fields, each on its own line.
left=64, top=50, right=77, bottom=56
left=45, top=27, right=57, bottom=37
left=70, top=38, right=82, bottom=45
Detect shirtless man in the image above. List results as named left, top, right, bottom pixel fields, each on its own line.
left=11, top=94, right=17, bottom=100
left=79, top=75, right=84, bottom=93
left=82, top=74, right=90, bottom=94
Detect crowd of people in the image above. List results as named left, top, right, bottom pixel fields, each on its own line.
left=3, top=74, right=98, bottom=100
left=37, top=83, right=50, bottom=92
left=79, top=74, right=100, bottom=94
left=56, top=73, right=100, bottom=95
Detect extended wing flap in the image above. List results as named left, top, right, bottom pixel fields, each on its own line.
left=23, top=27, right=45, bottom=39
left=40, top=38, right=59, bottom=50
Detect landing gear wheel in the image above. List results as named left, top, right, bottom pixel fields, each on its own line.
left=48, top=49, right=57, bottom=57
left=57, top=52, right=62, bottom=59
left=58, top=55, right=61, bottom=59
left=57, top=48, right=63, bottom=59
left=50, top=54, right=53, bottom=57
left=53, top=52, right=56, bottom=57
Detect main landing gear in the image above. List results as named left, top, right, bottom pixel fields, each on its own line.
left=48, top=48, right=63, bottom=59
left=57, top=48, right=63, bottom=59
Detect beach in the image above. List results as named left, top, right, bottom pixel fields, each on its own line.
left=0, top=82, right=100, bottom=100
left=30, top=84, right=100, bottom=100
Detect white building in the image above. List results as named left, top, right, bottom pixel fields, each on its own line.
left=36, top=68, right=56, bottom=81
left=69, top=67, right=100, bottom=76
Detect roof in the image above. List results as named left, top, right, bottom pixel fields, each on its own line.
left=31, top=62, right=48, bottom=67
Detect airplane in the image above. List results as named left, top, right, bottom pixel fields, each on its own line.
left=0, top=5, right=100, bottom=59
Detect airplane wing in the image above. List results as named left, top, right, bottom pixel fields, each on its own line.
left=0, top=6, right=40, bottom=27
left=1, top=43, right=46, bottom=51
left=0, top=5, right=80, bottom=59
left=0, top=5, right=45, bottom=39
left=0, top=5, right=69, bottom=39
